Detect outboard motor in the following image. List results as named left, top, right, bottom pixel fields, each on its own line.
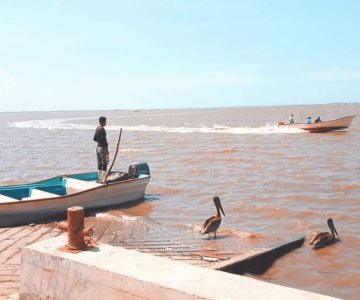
left=105, top=163, right=150, bottom=183
left=128, top=163, right=150, bottom=178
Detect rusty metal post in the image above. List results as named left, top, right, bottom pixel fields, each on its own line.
left=67, top=206, right=86, bottom=250
left=58, top=206, right=94, bottom=250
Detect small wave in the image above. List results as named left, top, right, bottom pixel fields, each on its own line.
left=120, top=148, right=141, bottom=153
left=220, top=228, right=265, bottom=239
left=121, top=214, right=140, bottom=221
left=9, top=117, right=96, bottom=130
left=149, top=186, right=186, bottom=196
left=177, top=223, right=264, bottom=239
left=194, top=148, right=239, bottom=155
left=95, top=212, right=119, bottom=220
left=333, top=183, right=360, bottom=191
left=95, top=212, right=139, bottom=221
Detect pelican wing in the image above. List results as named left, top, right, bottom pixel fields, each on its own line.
left=201, top=216, right=213, bottom=229
left=201, top=216, right=222, bottom=235
left=310, top=232, right=336, bottom=248
left=309, top=232, right=324, bottom=245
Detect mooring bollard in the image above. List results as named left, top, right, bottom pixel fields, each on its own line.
left=58, top=206, right=94, bottom=250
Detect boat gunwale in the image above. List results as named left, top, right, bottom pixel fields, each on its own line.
left=0, top=171, right=98, bottom=189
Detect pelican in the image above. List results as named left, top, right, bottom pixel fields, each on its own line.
left=200, top=196, right=225, bottom=239
left=309, top=218, right=339, bottom=249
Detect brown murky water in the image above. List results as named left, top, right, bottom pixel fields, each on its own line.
left=1, top=104, right=359, bottom=299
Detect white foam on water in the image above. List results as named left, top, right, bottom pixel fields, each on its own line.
left=120, top=214, right=140, bottom=221
left=95, top=212, right=139, bottom=221
left=9, top=117, right=96, bottom=130
left=95, top=212, right=119, bottom=220
left=9, top=117, right=305, bottom=134
left=120, top=148, right=141, bottom=153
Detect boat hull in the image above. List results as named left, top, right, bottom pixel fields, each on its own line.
left=0, top=172, right=150, bottom=227
left=278, top=115, right=356, bottom=133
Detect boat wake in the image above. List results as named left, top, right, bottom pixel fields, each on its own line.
left=9, top=118, right=304, bottom=134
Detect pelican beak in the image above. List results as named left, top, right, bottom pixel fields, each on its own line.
left=331, top=222, right=339, bottom=237
left=328, top=219, right=339, bottom=237
left=219, top=201, right=225, bottom=217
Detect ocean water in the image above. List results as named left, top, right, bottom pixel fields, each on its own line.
left=1, top=104, right=359, bottom=299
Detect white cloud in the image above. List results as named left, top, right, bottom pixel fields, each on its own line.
left=0, top=68, right=18, bottom=92
left=308, top=68, right=360, bottom=81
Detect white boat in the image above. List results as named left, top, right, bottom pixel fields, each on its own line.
left=277, top=115, right=356, bottom=133
left=0, top=163, right=150, bottom=227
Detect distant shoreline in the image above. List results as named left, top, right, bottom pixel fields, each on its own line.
left=1, top=102, right=359, bottom=114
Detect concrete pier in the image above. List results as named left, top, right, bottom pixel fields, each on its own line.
left=19, top=236, right=338, bottom=300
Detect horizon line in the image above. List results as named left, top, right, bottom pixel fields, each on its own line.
left=1, top=102, right=359, bottom=114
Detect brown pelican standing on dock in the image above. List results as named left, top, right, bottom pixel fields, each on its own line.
left=200, top=196, right=225, bottom=239
left=309, top=218, right=339, bottom=249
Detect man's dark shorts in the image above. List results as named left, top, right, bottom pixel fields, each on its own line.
left=96, top=147, right=108, bottom=171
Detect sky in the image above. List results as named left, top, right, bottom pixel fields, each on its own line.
left=1, top=0, right=360, bottom=112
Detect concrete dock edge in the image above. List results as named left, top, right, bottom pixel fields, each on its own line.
left=19, top=236, right=339, bottom=300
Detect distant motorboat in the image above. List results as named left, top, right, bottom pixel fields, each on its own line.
left=277, top=115, right=356, bottom=133
left=0, top=163, right=150, bottom=227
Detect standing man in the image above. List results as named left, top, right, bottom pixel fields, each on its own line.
left=93, top=116, right=109, bottom=182
left=289, top=113, right=295, bottom=124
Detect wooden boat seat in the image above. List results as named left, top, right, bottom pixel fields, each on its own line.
left=22, top=189, right=58, bottom=201
left=63, top=178, right=102, bottom=193
left=0, top=194, right=19, bottom=203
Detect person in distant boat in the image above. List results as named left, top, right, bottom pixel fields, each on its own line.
left=314, top=116, right=322, bottom=123
left=288, top=113, right=295, bottom=124
left=306, top=116, right=312, bottom=124
left=93, top=116, right=109, bottom=182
